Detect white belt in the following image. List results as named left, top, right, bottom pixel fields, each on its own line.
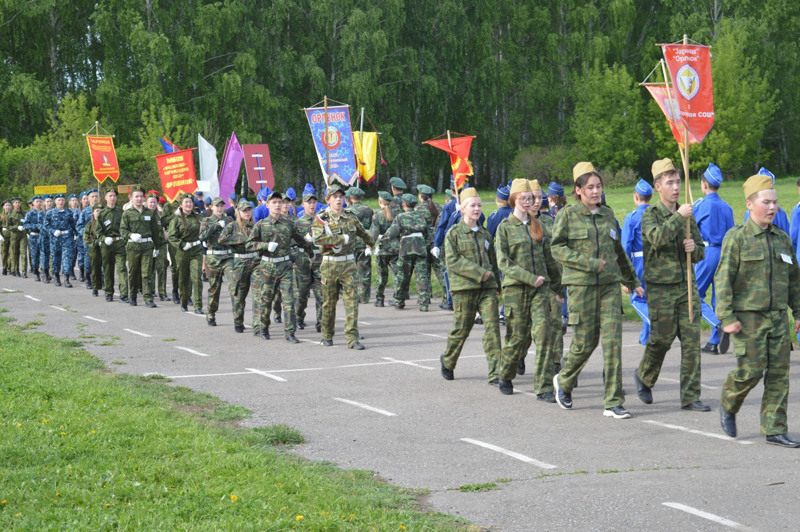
left=312, top=249, right=320, bottom=255
left=261, top=255, right=290, bottom=263
left=130, top=237, right=153, bottom=243
left=631, top=251, right=643, bottom=258
left=208, top=249, right=231, bottom=255
left=402, top=232, right=424, bottom=239
left=323, top=254, right=355, bottom=262
left=234, top=252, right=257, bottom=259
left=30, top=232, right=39, bottom=236
left=188, top=240, right=201, bottom=247
left=703, top=241, right=721, bottom=247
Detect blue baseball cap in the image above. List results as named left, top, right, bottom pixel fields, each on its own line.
left=757, top=167, right=775, bottom=183
left=634, top=179, right=652, bottom=196
left=703, top=163, right=723, bottom=187
left=547, top=182, right=565, bottom=197
left=496, top=185, right=510, bottom=201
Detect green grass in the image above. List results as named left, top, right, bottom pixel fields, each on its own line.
left=456, top=482, right=498, bottom=493
left=0, top=322, right=467, bottom=531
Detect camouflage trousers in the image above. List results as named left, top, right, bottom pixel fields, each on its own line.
left=520, top=289, right=563, bottom=393
left=101, top=239, right=129, bottom=298
left=320, top=258, right=360, bottom=347
left=295, top=253, right=322, bottom=325
left=39, top=235, right=50, bottom=272
left=375, top=254, right=398, bottom=300
left=638, top=282, right=702, bottom=406
left=167, top=244, right=179, bottom=295
left=28, top=234, right=41, bottom=271
left=10, top=232, right=27, bottom=273
left=1, top=234, right=9, bottom=270
left=205, top=254, right=232, bottom=318
left=255, top=259, right=296, bottom=335
left=75, top=236, right=88, bottom=270
left=354, top=247, right=372, bottom=303
left=88, top=244, right=102, bottom=290
left=153, top=243, right=168, bottom=296
left=228, top=256, right=258, bottom=327
left=499, top=284, right=551, bottom=389
left=557, top=283, right=625, bottom=409
left=426, top=253, right=445, bottom=297
left=721, top=310, right=792, bottom=435
left=442, top=288, right=501, bottom=382
left=393, top=253, right=430, bottom=306
left=126, top=243, right=155, bottom=302
left=50, top=234, right=75, bottom=275
left=176, top=247, right=203, bottom=310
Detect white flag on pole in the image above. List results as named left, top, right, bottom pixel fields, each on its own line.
left=197, top=134, right=220, bottom=198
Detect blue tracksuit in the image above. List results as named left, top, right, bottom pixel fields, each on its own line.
left=486, top=206, right=513, bottom=237
left=693, top=192, right=735, bottom=344
left=43, top=208, right=76, bottom=275
left=622, top=204, right=650, bottom=345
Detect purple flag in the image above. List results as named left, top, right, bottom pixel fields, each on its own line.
left=218, top=132, right=244, bottom=207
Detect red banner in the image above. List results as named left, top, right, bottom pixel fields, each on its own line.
left=155, top=149, right=198, bottom=202
left=644, top=85, right=700, bottom=148
left=662, top=44, right=715, bottom=144
left=86, top=136, right=120, bottom=183
left=242, top=144, right=274, bottom=193
left=423, top=135, right=475, bottom=191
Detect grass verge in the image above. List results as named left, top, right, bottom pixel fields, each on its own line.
left=0, top=320, right=466, bottom=530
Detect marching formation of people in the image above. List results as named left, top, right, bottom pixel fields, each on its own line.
left=2, top=159, right=800, bottom=447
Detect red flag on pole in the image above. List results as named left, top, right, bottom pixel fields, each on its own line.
left=661, top=44, right=715, bottom=143
left=423, top=134, right=475, bottom=191
left=643, top=85, right=701, bottom=148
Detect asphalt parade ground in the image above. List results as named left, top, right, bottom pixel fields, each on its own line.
left=3, top=274, right=799, bottom=531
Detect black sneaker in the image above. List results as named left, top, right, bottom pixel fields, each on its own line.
left=487, top=378, right=499, bottom=386
left=633, top=369, right=653, bottom=404
left=681, top=400, right=711, bottom=412
left=498, top=379, right=514, bottom=395
left=553, top=375, right=572, bottom=409
left=297, top=320, right=306, bottom=330
left=234, top=324, right=244, bottom=333
left=537, top=392, right=556, bottom=403
left=273, top=313, right=282, bottom=323
left=286, top=334, right=300, bottom=344
left=603, top=406, right=632, bottom=419
left=517, top=358, right=526, bottom=375
left=315, top=322, right=322, bottom=333
left=321, top=339, right=333, bottom=347
left=120, top=296, right=129, bottom=303
left=206, top=317, right=217, bottom=326
left=374, top=298, right=384, bottom=307
left=440, top=354, right=454, bottom=380
left=474, top=315, right=483, bottom=325
left=701, top=342, right=720, bottom=355
left=145, top=301, right=157, bottom=308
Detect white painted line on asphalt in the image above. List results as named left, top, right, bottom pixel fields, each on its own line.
left=123, top=328, right=152, bottom=338
left=461, top=438, right=557, bottom=469
left=174, top=346, right=210, bottom=357
left=49, top=305, right=67, bottom=312
left=662, top=502, right=752, bottom=530
left=334, top=398, right=397, bottom=417
left=245, top=368, right=288, bottom=382
left=415, top=332, right=448, bottom=339
left=168, top=371, right=253, bottom=379
left=658, top=376, right=719, bottom=390
left=642, top=420, right=753, bottom=445
left=84, top=315, right=107, bottom=323
left=382, top=357, right=435, bottom=370
left=25, top=295, right=40, bottom=302
left=2, top=288, right=14, bottom=292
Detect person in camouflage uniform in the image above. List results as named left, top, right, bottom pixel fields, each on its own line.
left=380, top=193, right=430, bottom=311
left=345, top=187, right=374, bottom=303
left=162, top=199, right=181, bottom=304
left=146, top=192, right=169, bottom=301
left=312, top=184, right=374, bottom=350
left=247, top=191, right=312, bottom=342
left=77, top=189, right=100, bottom=290
left=0, top=200, right=12, bottom=274
left=39, top=195, right=53, bottom=281
left=415, top=185, right=445, bottom=299
left=7, top=198, right=27, bottom=277
left=634, top=158, right=709, bottom=412
left=83, top=204, right=104, bottom=296
left=495, top=179, right=562, bottom=397
left=551, top=162, right=641, bottom=419
left=120, top=185, right=162, bottom=308
left=388, top=176, right=407, bottom=216
left=168, top=193, right=204, bottom=313
left=218, top=199, right=258, bottom=333
left=370, top=191, right=398, bottom=307
left=439, top=188, right=502, bottom=384
left=43, top=193, right=77, bottom=287
left=717, top=174, right=800, bottom=447
left=23, top=196, right=44, bottom=281
left=294, top=191, right=323, bottom=332
left=96, top=187, right=129, bottom=301
left=200, top=197, right=233, bottom=325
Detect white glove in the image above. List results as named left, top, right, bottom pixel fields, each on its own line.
left=267, top=242, right=279, bottom=252
left=343, top=234, right=350, bottom=245
left=17, top=225, right=24, bottom=231
left=431, top=247, right=441, bottom=259
left=153, top=249, right=159, bottom=258
left=218, top=220, right=226, bottom=227
left=104, top=237, right=113, bottom=246
left=0, top=235, right=4, bottom=242
left=53, top=230, right=62, bottom=237
left=182, top=242, right=192, bottom=251
left=304, top=233, right=313, bottom=243
left=174, top=208, right=181, bottom=215
left=364, top=247, right=372, bottom=257
left=130, top=233, right=142, bottom=243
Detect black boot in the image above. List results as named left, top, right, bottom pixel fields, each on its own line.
left=54, top=273, right=61, bottom=287
left=44, top=270, right=51, bottom=283
left=85, top=272, right=92, bottom=289
left=79, top=268, right=85, bottom=282
left=34, top=270, right=41, bottom=282
left=64, top=276, right=72, bottom=288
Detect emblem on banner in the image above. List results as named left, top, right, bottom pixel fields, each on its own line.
left=321, top=127, right=341, bottom=150
left=676, top=65, right=700, bottom=100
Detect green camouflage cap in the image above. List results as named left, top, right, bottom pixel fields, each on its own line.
left=302, top=192, right=317, bottom=202
left=378, top=191, right=392, bottom=201
left=326, top=184, right=344, bottom=197
left=348, top=187, right=365, bottom=198
left=211, top=196, right=225, bottom=206
left=236, top=198, right=252, bottom=211
left=401, top=193, right=417, bottom=206
left=417, top=184, right=435, bottom=195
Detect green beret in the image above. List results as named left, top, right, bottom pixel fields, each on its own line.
left=417, top=184, right=435, bottom=196
left=210, top=196, right=225, bottom=206
left=378, top=191, right=392, bottom=201
left=348, top=187, right=365, bottom=198
left=236, top=198, right=253, bottom=211
left=343, top=188, right=352, bottom=198
left=401, top=193, right=417, bottom=206
left=389, top=177, right=407, bottom=189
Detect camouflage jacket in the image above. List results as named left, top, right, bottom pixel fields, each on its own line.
left=5, top=210, right=25, bottom=235
left=247, top=215, right=311, bottom=258
left=641, top=199, right=704, bottom=285
left=550, top=202, right=639, bottom=289
left=415, top=200, right=441, bottom=246
left=218, top=219, right=254, bottom=255
left=369, top=210, right=398, bottom=256
left=295, top=213, right=322, bottom=262
left=444, top=220, right=500, bottom=292
left=381, top=209, right=429, bottom=257
left=120, top=206, right=162, bottom=248
left=715, top=218, right=800, bottom=326
left=345, top=201, right=374, bottom=250
left=390, top=195, right=404, bottom=217
left=200, top=213, right=235, bottom=251
left=43, top=208, right=76, bottom=237
left=83, top=221, right=101, bottom=249
left=167, top=211, right=203, bottom=251
left=496, top=215, right=561, bottom=294
left=312, top=208, right=373, bottom=257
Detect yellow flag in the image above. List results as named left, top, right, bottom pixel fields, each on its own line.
left=353, top=131, right=378, bottom=184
